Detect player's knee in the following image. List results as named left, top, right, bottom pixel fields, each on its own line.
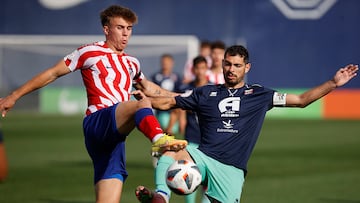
left=136, top=97, right=152, bottom=109
left=164, top=149, right=191, bottom=161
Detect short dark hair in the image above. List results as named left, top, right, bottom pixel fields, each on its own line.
left=161, top=53, right=174, bottom=60
left=100, top=5, right=138, bottom=26
left=200, top=40, right=212, bottom=49
left=211, top=40, right=226, bottom=50
left=224, top=45, right=249, bottom=64
left=193, top=56, right=207, bottom=67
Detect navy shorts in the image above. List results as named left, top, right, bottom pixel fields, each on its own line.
left=83, top=103, right=128, bottom=184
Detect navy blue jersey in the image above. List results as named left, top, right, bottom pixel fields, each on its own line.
left=179, top=81, right=213, bottom=144
left=175, top=84, right=275, bottom=173
left=151, top=72, right=182, bottom=92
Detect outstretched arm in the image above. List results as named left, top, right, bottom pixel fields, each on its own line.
left=0, top=60, right=71, bottom=117
left=285, top=64, right=358, bottom=108
left=132, top=90, right=177, bottom=110
left=134, top=78, right=179, bottom=98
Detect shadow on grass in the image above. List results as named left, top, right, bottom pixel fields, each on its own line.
left=42, top=199, right=93, bottom=203
left=47, top=160, right=92, bottom=167
left=47, top=159, right=153, bottom=170
left=126, top=160, right=154, bottom=169
left=320, top=198, right=360, bottom=203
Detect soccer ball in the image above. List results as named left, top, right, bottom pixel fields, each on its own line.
left=166, top=159, right=202, bottom=195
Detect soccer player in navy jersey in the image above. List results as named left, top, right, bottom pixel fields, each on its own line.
left=0, top=5, right=187, bottom=203
left=134, top=45, right=358, bottom=203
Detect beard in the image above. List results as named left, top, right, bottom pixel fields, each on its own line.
left=224, top=72, right=244, bottom=87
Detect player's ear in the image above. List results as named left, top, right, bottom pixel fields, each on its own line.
left=245, top=62, right=251, bottom=73
left=103, top=25, right=109, bottom=35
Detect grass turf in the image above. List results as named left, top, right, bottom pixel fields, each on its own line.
left=0, top=113, right=359, bottom=203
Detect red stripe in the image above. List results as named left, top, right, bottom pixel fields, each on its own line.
left=122, top=57, right=132, bottom=98
left=108, top=54, right=125, bottom=101
left=75, top=50, right=104, bottom=70
left=96, top=59, right=114, bottom=99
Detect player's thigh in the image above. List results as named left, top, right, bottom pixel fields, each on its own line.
left=114, top=100, right=139, bottom=135
left=95, top=178, right=123, bottom=203
left=163, top=149, right=193, bottom=162
left=205, top=164, right=244, bottom=203
left=186, top=146, right=244, bottom=202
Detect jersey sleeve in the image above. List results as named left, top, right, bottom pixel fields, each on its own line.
left=273, top=92, right=287, bottom=106
left=125, top=56, right=144, bottom=84
left=175, top=87, right=202, bottom=110
left=64, top=49, right=81, bottom=72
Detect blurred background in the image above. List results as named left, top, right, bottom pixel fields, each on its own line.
left=0, top=1, right=359, bottom=202
left=0, top=0, right=359, bottom=118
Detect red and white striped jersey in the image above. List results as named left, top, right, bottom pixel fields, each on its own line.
left=64, top=41, right=144, bottom=115
left=206, top=69, right=225, bottom=85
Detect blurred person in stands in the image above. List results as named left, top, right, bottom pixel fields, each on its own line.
left=183, top=40, right=212, bottom=84
left=206, top=41, right=226, bottom=85
left=151, top=54, right=183, bottom=134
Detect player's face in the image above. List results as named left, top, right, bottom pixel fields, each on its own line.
left=211, top=48, right=225, bottom=67
left=161, top=56, right=174, bottom=73
left=222, top=54, right=250, bottom=88
left=193, top=61, right=208, bottom=81
left=103, top=17, right=133, bottom=53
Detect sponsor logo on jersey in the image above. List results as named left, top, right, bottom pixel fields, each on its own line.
left=244, top=89, right=253, bottom=95
left=210, top=91, right=217, bottom=97
left=217, top=120, right=239, bottom=133
left=218, top=97, right=240, bottom=118
left=222, top=120, right=234, bottom=129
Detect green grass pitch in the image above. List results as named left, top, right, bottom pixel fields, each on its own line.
left=0, top=113, right=359, bottom=203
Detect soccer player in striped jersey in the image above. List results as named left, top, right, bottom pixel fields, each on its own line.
left=0, top=5, right=187, bottom=203
left=134, top=45, right=358, bottom=203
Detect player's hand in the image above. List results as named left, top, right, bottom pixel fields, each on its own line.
left=0, top=96, right=16, bottom=117
left=333, top=64, right=358, bottom=87
left=131, top=90, right=147, bottom=101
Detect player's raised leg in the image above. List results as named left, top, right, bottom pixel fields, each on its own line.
left=115, top=96, right=187, bottom=156
left=89, top=97, right=184, bottom=203
left=136, top=150, right=194, bottom=203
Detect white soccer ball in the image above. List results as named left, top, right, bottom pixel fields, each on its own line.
left=165, top=159, right=202, bottom=195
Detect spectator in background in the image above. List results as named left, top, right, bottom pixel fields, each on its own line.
left=183, top=40, right=212, bottom=84
left=206, top=40, right=226, bottom=85
left=151, top=54, right=183, bottom=134
left=0, top=125, right=8, bottom=182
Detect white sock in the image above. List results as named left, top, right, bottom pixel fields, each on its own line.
left=152, top=133, right=164, bottom=143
